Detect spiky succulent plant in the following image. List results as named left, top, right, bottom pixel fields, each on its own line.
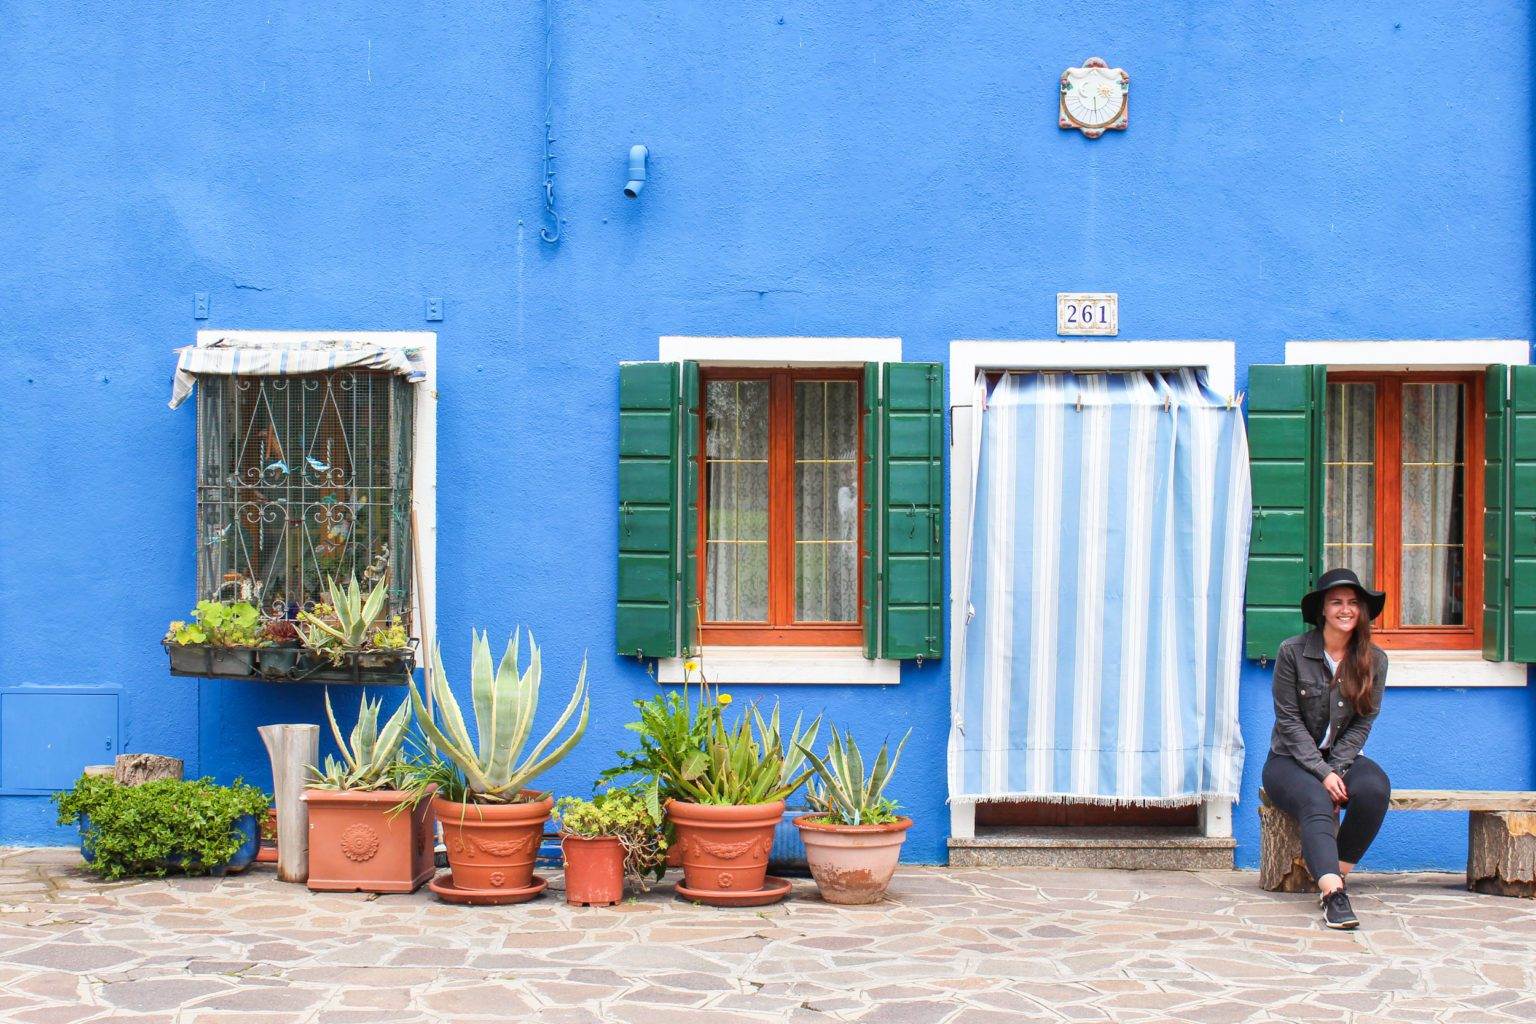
left=408, top=629, right=589, bottom=804
left=309, top=689, right=412, bottom=791
left=797, top=726, right=910, bottom=826
left=297, top=576, right=390, bottom=664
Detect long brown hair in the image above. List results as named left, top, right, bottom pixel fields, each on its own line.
left=1334, top=611, right=1377, bottom=716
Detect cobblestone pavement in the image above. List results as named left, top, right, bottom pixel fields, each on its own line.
left=0, top=847, right=1532, bottom=1023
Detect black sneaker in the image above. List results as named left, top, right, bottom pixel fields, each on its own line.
left=1321, top=887, right=1359, bottom=930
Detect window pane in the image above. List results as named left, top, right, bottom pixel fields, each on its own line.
left=196, top=372, right=413, bottom=623
left=1400, top=383, right=1465, bottom=626
left=1324, top=382, right=1375, bottom=587
left=704, top=380, right=770, bottom=622
left=794, top=380, right=859, bottom=622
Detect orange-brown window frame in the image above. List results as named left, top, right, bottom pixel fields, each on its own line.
left=697, top=368, right=864, bottom=646
left=1328, top=370, right=1484, bottom=651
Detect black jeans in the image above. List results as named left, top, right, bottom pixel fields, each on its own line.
left=1262, top=753, right=1390, bottom=882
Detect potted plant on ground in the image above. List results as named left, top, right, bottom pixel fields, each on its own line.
left=55, top=774, right=267, bottom=879
left=295, top=576, right=416, bottom=683
left=598, top=663, right=717, bottom=869
left=404, top=629, right=589, bottom=904
left=163, top=600, right=268, bottom=678
left=302, top=689, right=434, bottom=893
left=613, top=678, right=819, bottom=906
left=795, top=727, right=912, bottom=904
left=555, top=790, right=667, bottom=906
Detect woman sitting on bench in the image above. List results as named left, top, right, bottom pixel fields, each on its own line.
left=1261, top=567, right=1391, bottom=930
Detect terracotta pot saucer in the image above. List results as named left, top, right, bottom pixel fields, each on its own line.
left=675, top=874, right=792, bottom=907
left=428, top=872, right=548, bottom=906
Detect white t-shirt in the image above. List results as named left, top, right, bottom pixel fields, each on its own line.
left=1321, top=652, right=1338, bottom=752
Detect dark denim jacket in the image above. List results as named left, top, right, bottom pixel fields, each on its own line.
left=1267, top=629, right=1388, bottom=780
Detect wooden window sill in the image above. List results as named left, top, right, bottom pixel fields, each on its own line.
left=657, top=646, right=899, bottom=686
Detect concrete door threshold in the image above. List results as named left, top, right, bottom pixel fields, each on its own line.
left=948, top=826, right=1237, bottom=870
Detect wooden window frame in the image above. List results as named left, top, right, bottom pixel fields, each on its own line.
left=697, top=367, right=864, bottom=646
left=1327, top=370, right=1484, bottom=651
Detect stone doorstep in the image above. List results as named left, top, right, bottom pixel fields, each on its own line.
left=947, top=827, right=1237, bottom=871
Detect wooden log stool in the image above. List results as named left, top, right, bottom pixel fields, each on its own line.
left=1259, top=788, right=1536, bottom=897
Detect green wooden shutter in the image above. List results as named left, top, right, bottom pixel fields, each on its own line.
left=1508, top=365, right=1536, bottom=662
left=617, top=362, right=685, bottom=658
left=681, top=362, right=701, bottom=655
left=1244, top=364, right=1325, bottom=660
left=1484, top=364, right=1509, bottom=661
left=871, top=361, right=944, bottom=661
left=861, top=362, right=881, bottom=659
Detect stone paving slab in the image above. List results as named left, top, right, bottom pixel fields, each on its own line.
left=0, top=847, right=1530, bottom=1022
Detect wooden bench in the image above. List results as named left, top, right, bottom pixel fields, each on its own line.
left=1258, top=789, right=1536, bottom=897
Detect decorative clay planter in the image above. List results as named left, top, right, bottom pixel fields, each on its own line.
left=303, top=788, right=435, bottom=893
left=666, top=799, right=784, bottom=902
left=433, top=792, right=552, bottom=892
left=794, top=814, right=912, bottom=905
left=561, top=834, right=626, bottom=906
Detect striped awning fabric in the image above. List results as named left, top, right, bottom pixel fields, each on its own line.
left=949, top=369, right=1250, bottom=806
left=168, top=336, right=427, bottom=408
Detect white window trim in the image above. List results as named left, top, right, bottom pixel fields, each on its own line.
left=659, top=335, right=901, bottom=366
left=1286, top=338, right=1530, bottom=688
left=654, top=336, right=902, bottom=686
left=947, top=341, right=1237, bottom=841
left=193, top=330, right=438, bottom=664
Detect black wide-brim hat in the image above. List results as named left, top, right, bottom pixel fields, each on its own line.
left=1301, top=567, right=1386, bottom=626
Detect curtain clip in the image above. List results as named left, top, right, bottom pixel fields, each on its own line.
left=1074, top=392, right=1083, bottom=412
left=1162, top=393, right=1172, bottom=413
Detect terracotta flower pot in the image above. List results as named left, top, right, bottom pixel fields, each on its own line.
left=433, top=792, right=552, bottom=891
left=561, top=834, right=626, bottom=906
left=794, top=814, right=912, bottom=905
left=666, top=799, right=783, bottom=896
left=303, top=789, right=436, bottom=893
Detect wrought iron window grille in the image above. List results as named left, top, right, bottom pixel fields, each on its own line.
left=194, top=371, right=415, bottom=630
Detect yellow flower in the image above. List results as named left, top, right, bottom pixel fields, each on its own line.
left=717, top=693, right=733, bottom=706
left=683, top=659, right=699, bottom=673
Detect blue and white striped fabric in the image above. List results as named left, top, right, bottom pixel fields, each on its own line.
left=949, top=369, right=1250, bottom=806
left=169, top=336, right=427, bottom=408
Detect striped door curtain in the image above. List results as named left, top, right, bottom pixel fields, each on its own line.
left=949, top=369, right=1250, bottom=807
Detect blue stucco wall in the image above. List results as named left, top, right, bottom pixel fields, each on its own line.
left=2, top=2, right=1532, bottom=868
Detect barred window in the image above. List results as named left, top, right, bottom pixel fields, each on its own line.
left=195, top=372, right=414, bottom=624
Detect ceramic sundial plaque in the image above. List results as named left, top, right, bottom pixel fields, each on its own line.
left=1060, top=57, right=1128, bottom=138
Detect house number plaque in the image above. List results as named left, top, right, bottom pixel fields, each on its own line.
left=1057, top=292, right=1118, bottom=336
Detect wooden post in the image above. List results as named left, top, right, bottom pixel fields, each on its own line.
left=113, top=754, right=184, bottom=786
left=1258, top=801, right=1315, bottom=893
left=259, top=724, right=318, bottom=884
left=1468, top=811, right=1536, bottom=898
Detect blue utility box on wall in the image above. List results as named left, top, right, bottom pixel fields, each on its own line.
left=0, top=688, right=120, bottom=794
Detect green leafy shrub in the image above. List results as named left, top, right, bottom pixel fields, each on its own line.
left=54, top=774, right=269, bottom=880
left=165, top=601, right=267, bottom=647
left=556, top=790, right=667, bottom=886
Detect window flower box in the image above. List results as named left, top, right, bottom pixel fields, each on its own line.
left=163, top=640, right=416, bottom=685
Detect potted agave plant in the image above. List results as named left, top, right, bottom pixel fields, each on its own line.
left=406, top=629, right=589, bottom=905
left=302, top=690, right=434, bottom=893
left=295, top=576, right=415, bottom=684
left=795, top=727, right=912, bottom=905
left=555, top=790, right=667, bottom=907
left=617, top=681, right=819, bottom=907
